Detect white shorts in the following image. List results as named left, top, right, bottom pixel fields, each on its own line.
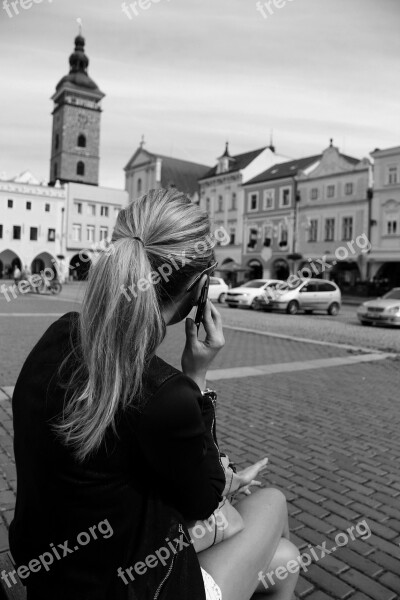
left=201, top=567, right=222, bottom=600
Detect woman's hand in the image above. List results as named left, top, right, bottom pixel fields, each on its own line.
left=181, top=300, right=225, bottom=391
left=236, top=457, right=269, bottom=495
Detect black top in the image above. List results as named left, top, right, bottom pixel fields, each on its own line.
left=9, top=312, right=225, bottom=599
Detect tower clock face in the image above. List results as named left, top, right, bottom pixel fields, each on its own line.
left=77, top=112, right=89, bottom=128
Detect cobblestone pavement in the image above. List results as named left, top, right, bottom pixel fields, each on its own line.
left=0, top=287, right=399, bottom=599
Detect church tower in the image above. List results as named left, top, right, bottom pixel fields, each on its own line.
left=49, top=34, right=105, bottom=186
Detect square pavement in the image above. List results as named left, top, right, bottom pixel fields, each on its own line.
left=1, top=321, right=400, bottom=599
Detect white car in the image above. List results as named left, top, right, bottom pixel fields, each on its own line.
left=208, top=277, right=229, bottom=303
left=270, top=278, right=341, bottom=315
left=226, top=279, right=282, bottom=309
left=357, top=288, right=400, bottom=327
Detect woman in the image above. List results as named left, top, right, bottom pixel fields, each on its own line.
left=10, top=188, right=299, bottom=599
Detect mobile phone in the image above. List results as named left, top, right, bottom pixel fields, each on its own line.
left=194, top=277, right=210, bottom=331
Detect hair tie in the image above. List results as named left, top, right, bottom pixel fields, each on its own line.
left=132, top=236, right=145, bottom=247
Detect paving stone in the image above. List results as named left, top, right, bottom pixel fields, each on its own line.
left=340, top=569, right=397, bottom=600
left=303, top=564, right=354, bottom=598
left=378, top=572, right=400, bottom=595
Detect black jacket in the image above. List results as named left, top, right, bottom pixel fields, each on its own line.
left=9, top=312, right=225, bottom=599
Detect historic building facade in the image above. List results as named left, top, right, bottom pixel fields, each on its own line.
left=242, top=155, right=321, bottom=279
left=124, top=142, right=210, bottom=204
left=0, top=172, right=65, bottom=279
left=368, top=146, right=400, bottom=287
left=198, top=142, right=290, bottom=283
left=296, top=142, right=372, bottom=290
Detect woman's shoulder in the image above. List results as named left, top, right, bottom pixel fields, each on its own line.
left=140, top=357, right=204, bottom=431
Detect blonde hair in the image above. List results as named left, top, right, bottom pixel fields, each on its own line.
left=57, top=188, right=214, bottom=461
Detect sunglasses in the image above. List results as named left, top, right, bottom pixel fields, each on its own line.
left=186, top=261, right=218, bottom=293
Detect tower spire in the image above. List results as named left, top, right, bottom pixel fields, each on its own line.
left=76, top=17, right=83, bottom=36
left=269, top=129, right=275, bottom=153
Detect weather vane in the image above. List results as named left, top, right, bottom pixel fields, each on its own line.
left=76, top=17, right=83, bottom=36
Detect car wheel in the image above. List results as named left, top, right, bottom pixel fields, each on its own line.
left=218, top=293, right=227, bottom=304
left=286, top=300, right=299, bottom=315
left=327, top=302, right=340, bottom=316
left=250, top=299, right=258, bottom=310
left=228, top=304, right=237, bottom=308
left=304, top=309, right=313, bottom=315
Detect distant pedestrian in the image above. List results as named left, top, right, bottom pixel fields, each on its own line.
left=12, top=266, right=21, bottom=285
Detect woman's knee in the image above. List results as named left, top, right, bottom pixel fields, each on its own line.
left=256, top=487, right=288, bottom=519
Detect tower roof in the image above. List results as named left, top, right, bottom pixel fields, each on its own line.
left=54, top=35, right=104, bottom=100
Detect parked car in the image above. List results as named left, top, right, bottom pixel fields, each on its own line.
left=270, top=278, right=341, bottom=315
left=357, top=287, right=400, bottom=327
left=208, top=276, right=229, bottom=303
left=226, top=279, right=283, bottom=309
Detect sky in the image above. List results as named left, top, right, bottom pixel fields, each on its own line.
left=0, top=0, right=399, bottom=189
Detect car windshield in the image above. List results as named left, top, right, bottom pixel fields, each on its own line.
left=241, top=280, right=267, bottom=288
left=383, top=289, right=400, bottom=300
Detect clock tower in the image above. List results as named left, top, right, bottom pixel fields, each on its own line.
left=49, top=34, right=105, bottom=186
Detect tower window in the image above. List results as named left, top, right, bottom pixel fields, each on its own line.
left=77, top=161, right=85, bottom=176
left=55, top=134, right=59, bottom=150
left=77, top=134, right=86, bottom=148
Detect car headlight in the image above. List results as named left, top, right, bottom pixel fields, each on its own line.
left=387, top=305, right=400, bottom=314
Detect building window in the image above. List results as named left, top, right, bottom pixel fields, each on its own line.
left=231, top=193, right=237, bottom=210
left=263, top=189, right=275, bottom=210
left=8, top=199, right=13, bottom=208
left=87, top=204, right=96, bottom=216
left=206, top=198, right=210, bottom=212
left=30, top=227, right=38, bottom=241
left=45, top=203, right=50, bottom=212
left=279, top=223, right=288, bottom=247
left=345, top=182, right=353, bottom=195
left=229, top=228, right=236, bottom=245
left=327, top=185, right=335, bottom=198
left=310, top=188, right=319, bottom=200
left=308, top=219, right=318, bottom=242
left=325, top=218, right=335, bottom=241
left=87, top=225, right=95, bottom=242
left=137, top=178, right=142, bottom=194
left=249, top=193, right=258, bottom=211
left=280, top=187, right=291, bottom=207
left=26, top=201, right=31, bottom=210
left=13, top=226, right=21, bottom=240
left=77, top=161, right=85, bottom=176
left=99, top=227, right=108, bottom=241
left=216, top=195, right=223, bottom=212
left=48, top=229, right=56, bottom=242
left=263, top=224, right=272, bottom=247
left=75, top=202, right=82, bottom=214
left=100, top=205, right=109, bottom=217
left=247, top=228, right=258, bottom=249
left=386, top=219, right=398, bottom=235
left=55, top=134, right=59, bottom=150
left=54, top=163, right=58, bottom=180
left=72, top=224, right=82, bottom=242
left=0, top=225, right=2, bottom=239
left=388, top=166, right=398, bottom=185
left=342, top=217, right=353, bottom=241
left=77, top=134, right=86, bottom=148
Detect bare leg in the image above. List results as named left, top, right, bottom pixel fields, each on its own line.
left=253, top=537, right=299, bottom=598
left=197, top=488, right=298, bottom=600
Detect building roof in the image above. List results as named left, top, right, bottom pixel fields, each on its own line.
left=54, top=35, right=104, bottom=99
left=124, top=147, right=211, bottom=197
left=245, top=155, right=322, bottom=185
left=158, top=155, right=211, bottom=196
left=200, top=147, right=267, bottom=180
